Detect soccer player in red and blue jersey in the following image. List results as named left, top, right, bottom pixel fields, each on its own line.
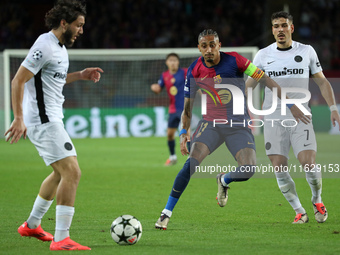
left=155, top=29, right=307, bottom=230
left=151, top=53, right=187, bottom=166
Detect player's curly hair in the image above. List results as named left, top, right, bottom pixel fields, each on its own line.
left=45, top=0, right=86, bottom=29
left=271, top=11, right=293, bottom=23
left=198, top=29, right=219, bottom=43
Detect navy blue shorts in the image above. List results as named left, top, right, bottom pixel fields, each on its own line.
left=168, top=112, right=181, bottom=128
left=192, top=119, right=256, bottom=159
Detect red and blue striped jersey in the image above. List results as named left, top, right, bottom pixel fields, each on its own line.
left=158, top=68, right=187, bottom=114
left=184, top=52, right=255, bottom=124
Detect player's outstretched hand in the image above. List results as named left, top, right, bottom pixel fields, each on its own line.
left=331, top=110, right=340, bottom=131
left=80, top=67, right=104, bottom=83
left=180, top=134, right=190, bottom=156
left=290, top=105, right=311, bottom=124
left=4, top=118, right=27, bottom=144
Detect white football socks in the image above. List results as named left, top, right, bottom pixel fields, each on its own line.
left=27, top=195, right=53, bottom=229
left=275, top=171, right=306, bottom=214
left=55, top=205, right=75, bottom=242
left=169, top=155, right=177, bottom=161
left=305, top=166, right=322, bottom=204
left=162, top=209, right=172, bottom=217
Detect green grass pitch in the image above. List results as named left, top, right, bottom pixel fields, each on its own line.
left=0, top=134, right=339, bottom=255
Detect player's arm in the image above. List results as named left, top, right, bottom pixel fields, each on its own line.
left=4, top=66, right=34, bottom=143
left=244, top=62, right=283, bottom=98
left=245, top=76, right=258, bottom=98
left=151, top=75, right=165, bottom=94
left=150, top=83, right=162, bottom=94
left=66, top=67, right=104, bottom=84
left=180, top=97, right=194, bottom=156
left=312, top=71, right=340, bottom=129
left=245, top=63, right=310, bottom=124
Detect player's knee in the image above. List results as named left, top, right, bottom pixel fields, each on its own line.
left=300, top=157, right=315, bottom=170
left=167, top=129, right=176, bottom=140
left=236, top=148, right=256, bottom=165
left=73, top=167, right=82, bottom=181
left=189, top=142, right=210, bottom=163
left=51, top=170, right=61, bottom=182
left=269, top=157, right=287, bottom=168
left=55, top=158, right=81, bottom=182
left=298, top=154, right=315, bottom=170
left=167, top=133, right=174, bottom=141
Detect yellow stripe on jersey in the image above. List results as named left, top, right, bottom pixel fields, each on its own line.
left=244, top=62, right=264, bottom=82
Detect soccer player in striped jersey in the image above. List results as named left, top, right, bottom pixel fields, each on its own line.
left=151, top=53, right=188, bottom=166
left=5, top=0, right=103, bottom=250
left=155, top=29, right=306, bottom=230
left=246, top=11, right=340, bottom=224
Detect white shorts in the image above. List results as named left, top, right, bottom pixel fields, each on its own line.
left=27, top=122, right=77, bottom=166
left=264, top=119, right=317, bottom=158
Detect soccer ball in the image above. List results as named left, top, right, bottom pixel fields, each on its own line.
left=110, top=215, right=142, bottom=245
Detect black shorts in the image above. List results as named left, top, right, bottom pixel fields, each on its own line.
left=168, top=112, right=181, bottom=128
left=192, top=119, right=256, bottom=159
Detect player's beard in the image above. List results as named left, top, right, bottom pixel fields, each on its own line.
left=205, top=54, right=214, bottom=63
left=206, top=57, right=214, bottom=63
left=63, top=27, right=75, bottom=47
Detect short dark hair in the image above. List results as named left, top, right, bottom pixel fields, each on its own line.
left=271, top=11, right=293, bottom=23
left=45, top=0, right=86, bottom=30
left=166, top=53, right=179, bottom=61
left=198, top=29, right=219, bottom=43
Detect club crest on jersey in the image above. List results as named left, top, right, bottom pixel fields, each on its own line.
left=213, top=75, right=222, bottom=84
left=294, top=55, right=303, bottom=62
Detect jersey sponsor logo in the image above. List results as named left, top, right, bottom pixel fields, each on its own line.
left=267, top=67, right=304, bottom=77
left=217, top=89, right=232, bottom=104
left=54, top=71, right=67, bottom=79
left=294, top=55, right=303, bottom=62
left=267, top=60, right=275, bottom=65
left=58, top=60, right=62, bottom=64
left=213, top=75, right=222, bottom=84
left=316, top=62, right=321, bottom=67
left=32, top=50, right=43, bottom=60
left=169, top=86, right=178, bottom=96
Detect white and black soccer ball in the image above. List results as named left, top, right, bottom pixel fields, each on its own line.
left=110, top=215, right=142, bottom=245
left=32, top=50, right=43, bottom=60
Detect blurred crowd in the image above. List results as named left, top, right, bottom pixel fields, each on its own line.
left=0, top=0, right=340, bottom=70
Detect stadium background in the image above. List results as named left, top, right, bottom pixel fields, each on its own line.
left=1, top=0, right=340, bottom=138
